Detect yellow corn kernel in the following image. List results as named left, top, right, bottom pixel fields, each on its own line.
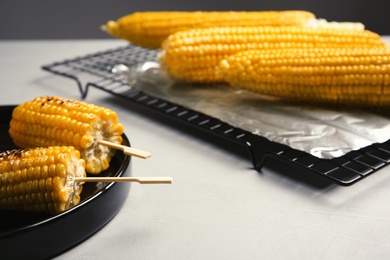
left=9, top=96, right=124, bottom=174
left=159, top=26, right=387, bottom=83
left=0, top=146, right=86, bottom=214
left=102, top=10, right=316, bottom=49
left=217, top=48, right=390, bottom=107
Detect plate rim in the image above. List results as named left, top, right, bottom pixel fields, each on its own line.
left=0, top=104, right=132, bottom=259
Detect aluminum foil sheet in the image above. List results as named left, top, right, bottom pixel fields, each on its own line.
left=113, top=62, right=390, bottom=159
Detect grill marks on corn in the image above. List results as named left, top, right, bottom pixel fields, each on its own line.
left=11, top=98, right=97, bottom=149
left=159, top=26, right=387, bottom=83
left=0, top=146, right=86, bottom=214
left=0, top=149, right=27, bottom=160
left=218, top=48, right=390, bottom=106
left=9, top=96, right=124, bottom=174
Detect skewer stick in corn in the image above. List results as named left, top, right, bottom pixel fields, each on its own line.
left=0, top=146, right=86, bottom=215
left=98, top=139, right=151, bottom=159
left=8, top=96, right=131, bottom=174
left=159, top=26, right=387, bottom=83
left=0, top=147, right=172, bottom=215
left=218, top=48, right=390, bottom=107
left=102, top=10, right=316, bottom=49
left=75, top=176, right=172, bottom=184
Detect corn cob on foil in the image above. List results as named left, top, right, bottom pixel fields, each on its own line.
left=158, top=25, right=387, bottom=83
left=86, top=10, right=390, bottom=159
left=103, top=10, right=317, bottom=49
left=9, top=96, right=124, bottom=174
left=218, top=47, right=390, bottom=107
left=0, top=146, right=86, bottom=214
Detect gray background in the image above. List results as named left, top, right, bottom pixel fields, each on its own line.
left=1, top=0, right=390, bottom=39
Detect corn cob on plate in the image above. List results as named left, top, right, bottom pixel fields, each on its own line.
left=9, top=95, right=125, bottom=174
left=0, top=146, right=86, bottom=215
left=0, top=105, right=131, bottom=259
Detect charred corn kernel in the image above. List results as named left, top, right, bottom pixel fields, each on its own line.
left=9, top=96, right=125, bottom=174
left=218, top=48, right=390, bottom=107
left=0, top=146, right=86, bottom=214
left=159, top=26, right=387, bottom=83
left=103, top=10, right=316, bottom=49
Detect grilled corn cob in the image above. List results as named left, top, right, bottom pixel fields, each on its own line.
left=218, top=48, right=390, bottom=107
left=159, top=26, right=387, bottom=83
left=102, top=10, right=316, bottom=49
left=9, top=96, right=124, bottom=174
left=0, top=146, right=86, bottom=214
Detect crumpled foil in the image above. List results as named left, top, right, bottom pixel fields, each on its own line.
left=112, top=62, right=390, bottom=159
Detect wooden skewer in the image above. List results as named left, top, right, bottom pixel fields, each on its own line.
left=100, top=24, right=108, bottom=32
left=75, top=176, right=173, bottom=184
left=98, top=139, right=151, bottom=159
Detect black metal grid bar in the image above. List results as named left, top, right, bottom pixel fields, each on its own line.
left=42, top=44, right=390, bottom=186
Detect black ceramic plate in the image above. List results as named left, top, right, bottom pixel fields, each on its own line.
left=0, top=105, right=132, bottom=259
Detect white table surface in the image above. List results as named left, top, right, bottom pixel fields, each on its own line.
left=2, top=39, right=390, bottom=260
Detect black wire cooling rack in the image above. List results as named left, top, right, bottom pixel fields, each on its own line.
left=42, top=44, right=390, bottom=186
